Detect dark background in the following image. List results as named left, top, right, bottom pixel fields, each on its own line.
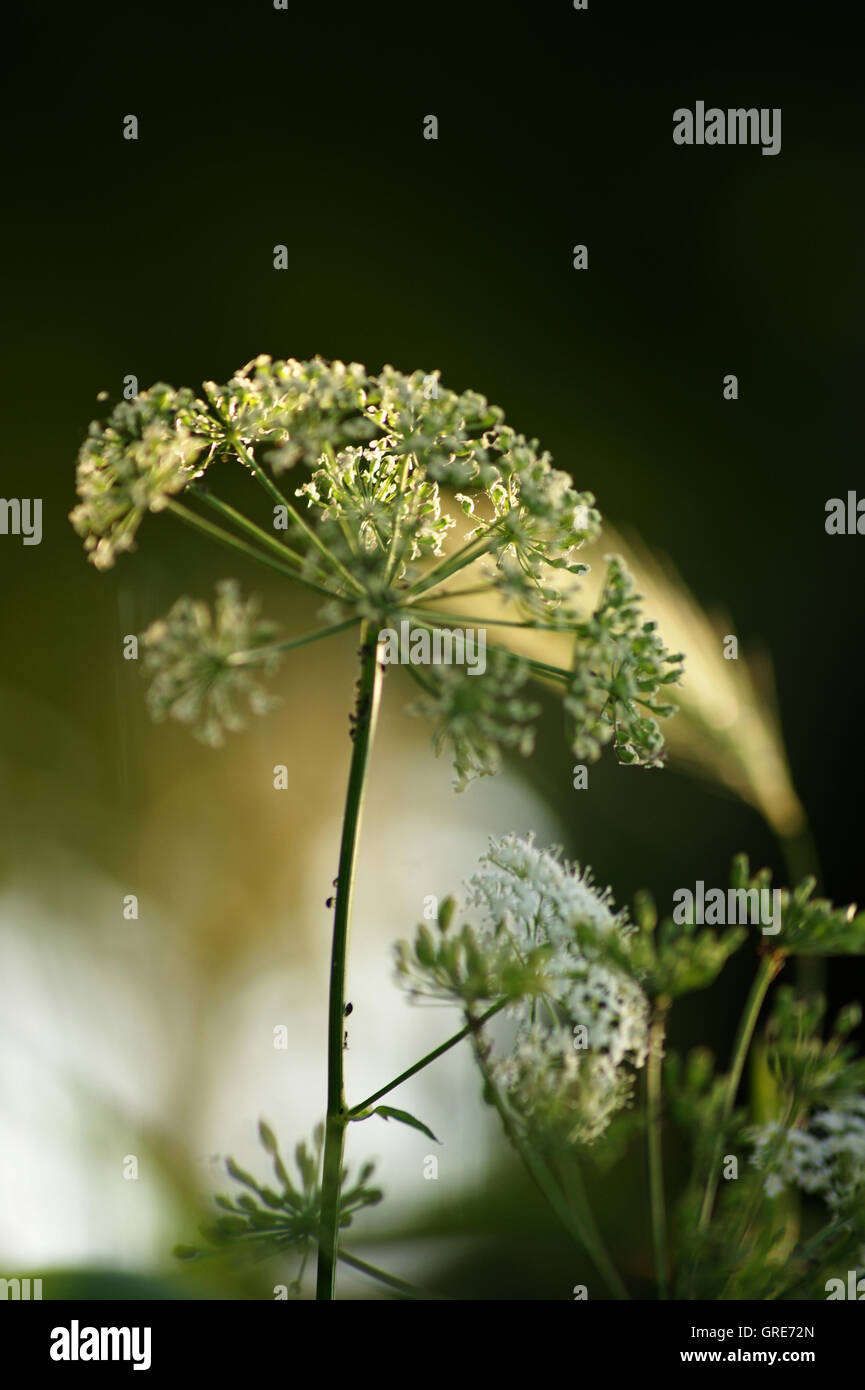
left=1, top=0, right=863, bottom=1297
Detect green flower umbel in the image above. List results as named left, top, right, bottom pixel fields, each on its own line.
left=71, top=357, right=684, bottom=778
left=70, top=384, right=210, bottom=570
left=141, top=579, right=281, bottom=746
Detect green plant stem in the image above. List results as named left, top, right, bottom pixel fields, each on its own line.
left=233, top=437, right=366, bottom=596
left=228, top=617, right=357, bottom=666
left=191, top=486, right=310, bottom=573
left=698, top=952, right=783, bottom=1234
left=767, top=1217, right=852, bottom=1300
left=166, top=500, right=311, bottom=583
left=408, top=533, right=500, bottom=597
left=402, top=620, right=572, bottom=684
left=316, top=623, right=385, bottom=1300
left=520, top=655, right=571, bottom=681
left=466, top=1010, right=629, bottom=1300
left=779, top=824, right=824, bottom=999
left=321, top=443, right=366, bottom=562
left=556, top=1160, right=630, bottom=1299
left=337, top=1249, right=446, bottom=1300
left=348, top=998, right=509, bottom=1116
left=384, top=455, right=413, bottom=584
left=646, top=1000, right=670, bottom=1298
left=403, top=606, right=571, bottom=632
left=412, top=584, right=495, bottom=603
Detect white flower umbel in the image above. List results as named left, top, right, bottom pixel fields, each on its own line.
left=396, top=833, right=649, bottom=1148
left=470, top=836, right=648, bottom=1146
left=465, top=832, right=627, bottom=948
left=490, top=1023, right=633, bottom=1146
left=750, top=1096, right=865, bottom=1210
left=564, top=962, right=650, bottom=1070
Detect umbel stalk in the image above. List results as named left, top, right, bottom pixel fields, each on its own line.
left=316, top=621, right=385, bottom=1299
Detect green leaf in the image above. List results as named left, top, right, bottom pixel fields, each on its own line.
left=374, top=1105, right=440, bottom=1143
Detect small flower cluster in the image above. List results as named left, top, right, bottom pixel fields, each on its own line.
left=174, top=1121, right=382, bottom=1280
left=464, top=832, right=627, bottom=944
left=298, top=436, right=456, bottom=607
left=565, top=557, right=685, bottom=767
left=70, top=384, right=210, bottom=570
left=407, top=647, right=542, bottom=791
left=394, top=896, right=555, bottom=1007
left=750, top=1097, right=865, bottom=1211
left=141, top=579, right=281, bottom=746
left=395, top=835, right=649, bottom=1148
left=200, top=356, right=376, bottom=472
left=491, top=1019, right=642, bottom=1148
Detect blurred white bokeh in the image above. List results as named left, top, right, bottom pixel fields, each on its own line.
left=0, top=644, right=570, bottom=1273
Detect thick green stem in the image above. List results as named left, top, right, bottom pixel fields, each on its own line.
left=646, top=1001, right=670, bottom=1298
left=316, top=623, right=385, bottom=1300
left=698, top=952, right=783, bottom=1233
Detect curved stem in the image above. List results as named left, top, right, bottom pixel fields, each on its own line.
left=557, top=1161, right=629, bottom=1301
left=337, top=1249, right=447, bottom=1300
left=698, top=952, right=783, bottom=1234
left=316, top=623, right=385, bottom=1300
left=646, top=1001, right=670, bottom=1298
left=466, top=1009, right=629, bottom=1299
